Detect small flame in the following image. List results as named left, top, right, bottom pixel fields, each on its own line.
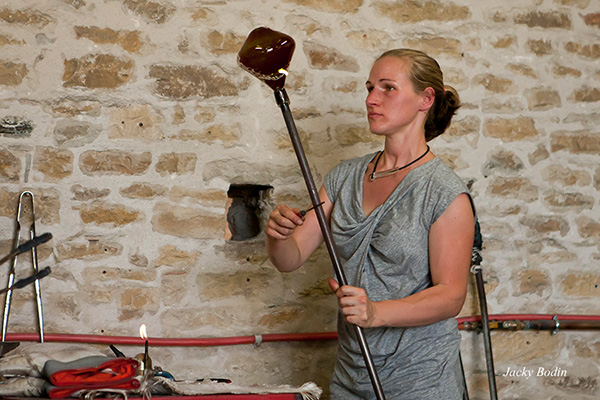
left=139, top=324, right=147, bottom=340
left=278, top=68, right=288, bottom=76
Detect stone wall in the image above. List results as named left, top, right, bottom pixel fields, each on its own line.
left=0, top=0, right=599, bottom=399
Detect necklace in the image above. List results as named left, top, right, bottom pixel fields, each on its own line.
left=369, top=145, right=430, bottom=181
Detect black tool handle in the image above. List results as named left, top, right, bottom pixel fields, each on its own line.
left=110, top=344, right=127, bottom=358
left=15, top=233, right=52, bottom=255
left=0, top=233, right=53, bottom=266
left=0, top=267, right=51, bottom=294
left=274, top=88, right=386, bottom=400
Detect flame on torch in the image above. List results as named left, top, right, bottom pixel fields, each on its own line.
left=139, top=324, right=149, bottom=371
left=278, top=68, right=288, bottom=76
left=139, top=324, right=147, bottom=340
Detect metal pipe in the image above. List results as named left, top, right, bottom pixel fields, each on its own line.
left=460, top=318, right=600, bottom=332
left=459, top=314, right=600, bottom=323
left=3, top=314, right=599, bottom=347
left=274, top=88, right=386, bottom=400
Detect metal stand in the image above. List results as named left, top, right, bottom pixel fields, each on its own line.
left=274, top=88, right=386, bottom=400
left=471, top=220, right=498, bottom=400
left=2, top=191, right=46, bottom=343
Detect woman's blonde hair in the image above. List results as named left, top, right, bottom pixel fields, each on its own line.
left=377, top=49, right=461, bottom=141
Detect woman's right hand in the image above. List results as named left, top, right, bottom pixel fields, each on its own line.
left=265, top=188, right=330, bottom=272
left=265, top=205, right=305, bottom=240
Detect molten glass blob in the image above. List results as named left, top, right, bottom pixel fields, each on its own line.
left=237, top=27, right=295, bottom=90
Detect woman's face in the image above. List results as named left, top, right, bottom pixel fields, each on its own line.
left=365, top=56, right=427, bottom=137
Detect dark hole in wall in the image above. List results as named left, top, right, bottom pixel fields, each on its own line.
left=226, top=184, right=272, bottom=241
left=0, top=116, right=34, bottom=136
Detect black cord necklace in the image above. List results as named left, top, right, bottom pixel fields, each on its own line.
left=369, top=145, right=430, bottom=181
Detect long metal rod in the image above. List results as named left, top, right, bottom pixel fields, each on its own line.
left=274, top=88, right=386, bottom=400
left=459, top=352, right=470, bottom=400
left=2, top=195, right=22, bottom=342
left=474, top=271, right=498, bottom=400
left=471, top=220, right=497, bottom=400
left=27, top=197, right=45, bottom=344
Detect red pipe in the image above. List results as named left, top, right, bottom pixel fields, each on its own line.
left=126, top=396, right=302, bottom=400
left=2, top=315, right=598, bottom=347
left=1, top=331, right=338, bottom=347
left=457, top=314, right=600, bottom=324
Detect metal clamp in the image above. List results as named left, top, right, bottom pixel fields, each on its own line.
left=470, top=264, right=482, bottom=274
left=552, top=315, right=560, bottom=335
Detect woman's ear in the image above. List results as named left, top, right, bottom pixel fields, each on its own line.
left=419, top=87, right=435, bottom=112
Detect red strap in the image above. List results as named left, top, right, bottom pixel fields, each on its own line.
left=48, top=378, right=140, bottom=399
left=49, top=357, right=139, bottom=386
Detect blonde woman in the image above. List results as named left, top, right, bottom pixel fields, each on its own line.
left=266, top=49, right=475, bottom=399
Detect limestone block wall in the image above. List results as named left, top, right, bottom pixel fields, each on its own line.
left=0, top=0, right=599, bottom=399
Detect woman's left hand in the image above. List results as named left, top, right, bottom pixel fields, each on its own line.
left=328, top=277, right=377, bottom=328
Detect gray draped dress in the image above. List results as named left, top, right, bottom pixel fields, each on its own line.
left=323, top=153, right=472, bottom=400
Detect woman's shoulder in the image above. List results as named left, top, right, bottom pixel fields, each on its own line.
left=427, top=157, right=470, bottom=192
left=424, top=158, right=475, bottom=219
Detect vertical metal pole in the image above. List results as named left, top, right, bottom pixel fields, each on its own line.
left=459, top=352, right=470, bottom=400
left=471, top=220, right=497, bottom=400
left=1, top=195, right=22, bottom=343
left=274, top=88, right=386, bottom=400
left=1, top=258, right=16, bottom=342
left=28, top=207, right=45, bottom=343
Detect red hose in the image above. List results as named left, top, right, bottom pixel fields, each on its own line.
left=2, top=315, right=598, bottom=347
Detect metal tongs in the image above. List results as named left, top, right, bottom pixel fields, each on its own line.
left=1, top=191, right=50, bottom=344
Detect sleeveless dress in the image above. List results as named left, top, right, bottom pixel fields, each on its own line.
left=323, top=153, right=473, bottom=400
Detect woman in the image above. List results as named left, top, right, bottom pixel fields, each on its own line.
left=266, top=49, right=475, bottom=399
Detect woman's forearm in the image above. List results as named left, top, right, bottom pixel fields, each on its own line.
left=371, top=284, right=466, bottom=328
left=265, top=235, right=304, bottom=272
